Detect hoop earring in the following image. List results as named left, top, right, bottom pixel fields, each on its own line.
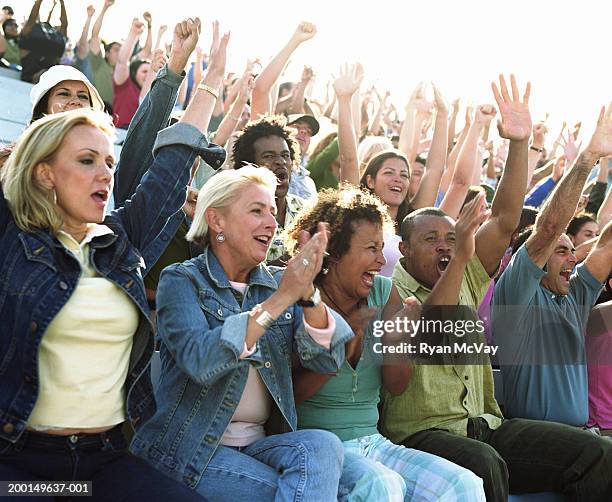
left=216, top=233, right=225, bottom=242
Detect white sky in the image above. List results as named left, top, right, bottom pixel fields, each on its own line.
left=26, top=0, right=611, bottom=138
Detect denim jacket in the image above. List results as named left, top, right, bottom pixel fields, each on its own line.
left=0, top=123, right=212, bottom=446
left=112, top=64, right=226, bottom=273
left=130, top=247, right=353, bottom=488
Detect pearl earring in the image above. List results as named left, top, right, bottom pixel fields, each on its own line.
left=216, top=233, right=225, bottom=242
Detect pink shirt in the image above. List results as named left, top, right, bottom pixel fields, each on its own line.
left=586, top=305, right=612, bottom=429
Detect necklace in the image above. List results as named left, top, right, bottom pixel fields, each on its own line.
left=320, top=284, right=364, bottom=320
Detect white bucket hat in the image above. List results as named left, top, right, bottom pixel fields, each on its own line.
left=30, top=65, right=105, bottom=116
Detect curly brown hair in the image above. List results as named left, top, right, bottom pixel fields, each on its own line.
left=284, top=185, right=394, bottom=282
left=232, top=115, right=300, bottom=171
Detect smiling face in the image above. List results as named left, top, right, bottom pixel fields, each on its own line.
left=253, top=135, right=292, bottom=200
left=326, top=220, right=386, bottom=300
left=290, top=120, right=313, bottom=156
left=213, top=183, right=278, bottom=270
left=366, top=157, right=410, bottom=210
left=36, top=125, right=115, bottom=238
left=46, top=81, right=91, bottom=115
left=571, top=221, right=600, bottom=246
left=540, top=234, right=577, bottom=296
left=400, top=214, right=456, bottom=290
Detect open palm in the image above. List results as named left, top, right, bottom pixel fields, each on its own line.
left=491, top=74, right=532, bottom=141
left=587, top=104, right=612, bottom=157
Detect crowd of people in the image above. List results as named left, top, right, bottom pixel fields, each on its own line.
left=1, top=1, right=611, bottom=501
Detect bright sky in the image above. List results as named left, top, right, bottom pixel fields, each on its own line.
left=29, top=0, right=611, bottom=139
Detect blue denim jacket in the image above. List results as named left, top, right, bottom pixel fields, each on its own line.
left=112, top=65, right=226, bottom=273
left=0, top=123, right=211, bottom=446
left=130, top=247, right=353, bottom=488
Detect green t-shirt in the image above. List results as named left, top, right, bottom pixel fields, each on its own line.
left=2, top=38, right=20, bottom=65
left=306, top=138, right=339, bottom=192
left=88, top=51, right=114, bottom=105
left=297, top=275, right=392, bottom=441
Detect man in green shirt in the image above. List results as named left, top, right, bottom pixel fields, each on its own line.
left=0, top=18, right=20, bottom=66
left=381, top=76, right=612, bottom=502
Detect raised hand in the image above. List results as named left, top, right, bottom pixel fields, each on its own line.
left=585, top=103, right=612, bottom=158
left=552, top=155, right=567, bottom=181
left=300, top=65, right=314, bottom=84
left=86, top=4, right=95, bottom=17
left=432, top=83, right=448, bottom=114
left=474, top=104, right=496, bottom=127
left=205, top=25, right=230, bottom=82
left=560, top=130, right=581, bottom=165
left=143, top=11, right=152, bottom=26
left=333, top=63, right=364, bottom=98
left=455, top=192, right=490, bottom=263
left=158, top=24, right=168, bottom=36
left=104, top=0, right=115, bottom=8
left=291, top=21, right=317, bottom=44
left=169, top=17, right=200, bottom=73
left=278, top=222, right=329, bottom=304
left=491, top=74, right=532, bottom=141
left=532, top=122, right=548, bottom=147
left=130, top=18, right=145, bottom=36
left=150, top=48, right=167, bottom=72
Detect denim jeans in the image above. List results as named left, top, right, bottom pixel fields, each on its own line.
left=195, top=429, right=343, bottom=501
left=341, top=433, right=485, bottom=502
left=0, top=425, right=205, bottom=502
left=402, top=417, right=612, bottom=502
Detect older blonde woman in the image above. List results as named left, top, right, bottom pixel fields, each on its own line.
left=130, top=165, right=357, bottom=501
left=0, top=18, right=217, bottom=501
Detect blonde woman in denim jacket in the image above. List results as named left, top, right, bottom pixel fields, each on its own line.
left=131, top=166, right=355, bottom=501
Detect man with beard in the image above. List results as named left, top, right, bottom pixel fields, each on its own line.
left=381, top=76, right=612, bottom=501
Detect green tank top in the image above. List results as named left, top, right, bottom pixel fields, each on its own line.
left=297, top=275, right=393, bottom=441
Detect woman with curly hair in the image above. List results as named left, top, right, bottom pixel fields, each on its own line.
left=286, top=185, right=486, bottom=501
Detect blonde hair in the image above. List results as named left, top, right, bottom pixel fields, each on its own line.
left=1, top=109, right=115, bottom=234
left=186, top=165, right=277, bottom=244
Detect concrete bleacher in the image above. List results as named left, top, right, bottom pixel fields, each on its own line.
left=0, top=69, right=126, bottom=156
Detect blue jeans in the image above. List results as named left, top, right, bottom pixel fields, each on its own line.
left=0, top=425, right=205, bottom=502
left=196, top=429, right=343, bottom=501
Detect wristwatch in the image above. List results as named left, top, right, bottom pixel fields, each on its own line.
left=297, top=288, right=321, bottom=308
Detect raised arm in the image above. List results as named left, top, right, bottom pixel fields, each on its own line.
left=440, top=106, right=472, bottom=194
left=154, top=24, right=167, bottom=51
left=525, top=104, right=612, bottom=267
left=89, top=0, right=113, bottom=55
left=57, top=0, right=68, bottom=37
left=475, top=75, right=532, bottom=275
left=137, top=11, right=153, bottom=60
left=114, top=18, right=143, bottom=86
left=251, top=22, right=316, bottom=118
left=398, top=84, right=420, bottom=158
left=77, top=5, right=95, bottom=61
left=21, top=0, right=42, bottom=38
left=411, top=84, right=449, bottom=210
left=440, top=104, right=495, bottom=219
left=289, top=65, right=314, bottom=115
left=113, top=18, right=198, bottom=208
left=333, top=63, right=363, bottom=186
left=527, top=122, right=547, bottom=188
left=598, top=180, right=612, bottom=228
left=584, top=219, right=612, bottom=282
left=139, top=49, right=166, bottom=101
left=214, top=70, right=254, bottom=147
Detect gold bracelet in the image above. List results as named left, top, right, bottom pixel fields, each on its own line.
left=197, top=83, right=220, bottom=100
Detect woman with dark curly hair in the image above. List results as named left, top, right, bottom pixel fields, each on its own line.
left=232, top=115, right=306, bottom=264
left=286, top=185, right=486, bottom=501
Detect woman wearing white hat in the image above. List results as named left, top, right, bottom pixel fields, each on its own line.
left=29, top=64, right=106, bottom=122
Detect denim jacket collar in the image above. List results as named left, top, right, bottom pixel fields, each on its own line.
left=201, top=246, right=277, bottom=291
